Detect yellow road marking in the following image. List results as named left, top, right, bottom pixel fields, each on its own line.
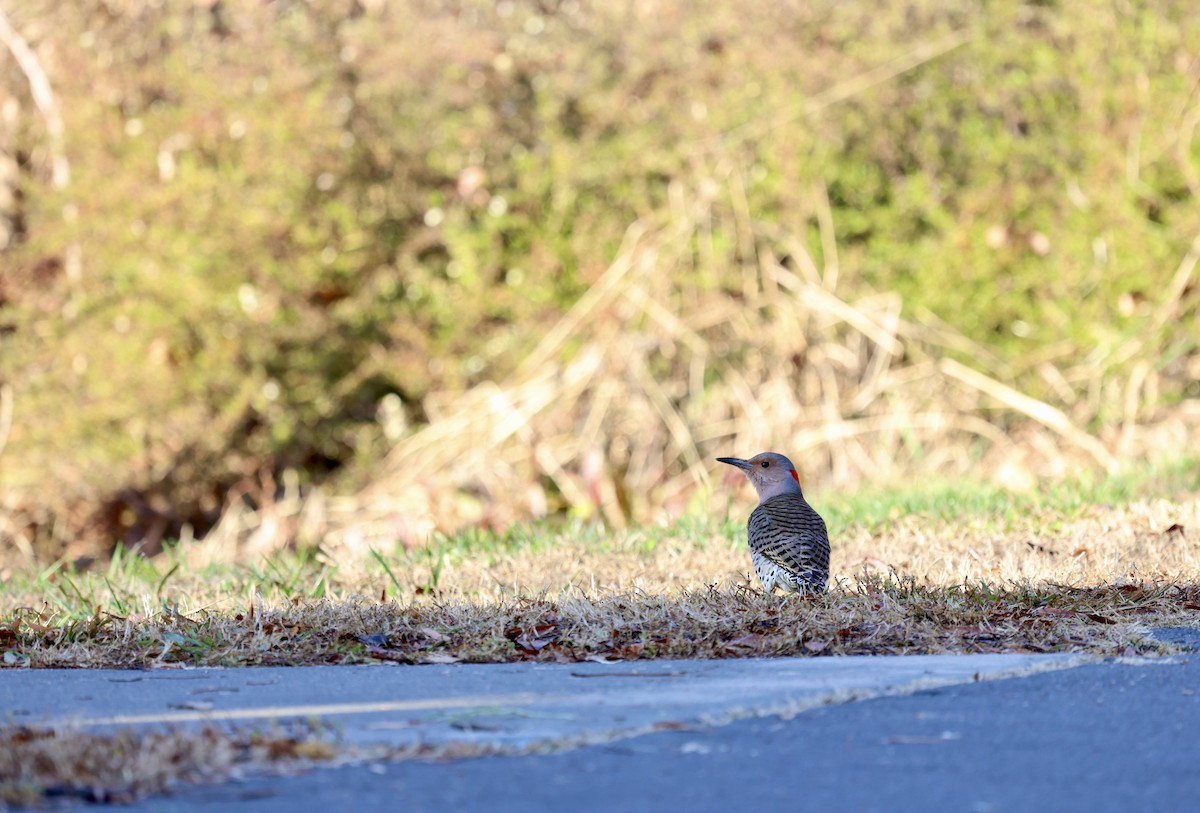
left=55, top=693, right=543, bottom=728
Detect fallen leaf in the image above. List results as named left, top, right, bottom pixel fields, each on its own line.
left=612, top=642, right=645, bottom=660
left=419, top=652, right=461, bottom=664
left=6, top=726, right=54, bottom=743
left=1163, top=523, right=1186, bottom=536
left=723, top=633, right=763, bottom=655
left=506, top=624, right=559, bottom=654
left=293, top=739, right=337, bottom=760
left=364, top=647, right=410, bottom=663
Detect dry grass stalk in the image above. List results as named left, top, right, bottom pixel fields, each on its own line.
left=938, top=358, right=1119, bottom=472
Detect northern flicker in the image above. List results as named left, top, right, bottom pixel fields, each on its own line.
left=717, top=452, right=830, bottom=595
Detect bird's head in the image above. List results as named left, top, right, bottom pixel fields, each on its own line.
left=717, top=451, right=802, bottom=502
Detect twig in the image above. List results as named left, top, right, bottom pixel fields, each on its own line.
left=0, top=383, right=11, bottom=462
left=812, top=181, right=840, bottom=291
left=0, top=8, right=68, bottom=188
left=939, top=358, right=1119, bottom=472
left=516, top=220, right=649, bottom=378
left=773, top=266, right=904, bottom=355
left=1082, top=233, right=1200, bottom=374
left=1148, top=234, right=1200, bottom=331
left=631, top=356, right=708, bottom=489
left=722, top=28, right=974, bottom=145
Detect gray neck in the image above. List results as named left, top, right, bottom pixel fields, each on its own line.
left=755, top=477, right=803, bottom=503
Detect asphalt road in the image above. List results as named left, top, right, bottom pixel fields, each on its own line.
left=138, top=654, right=1200, bottom=813
left=4, top=629, right=1199, bottom=812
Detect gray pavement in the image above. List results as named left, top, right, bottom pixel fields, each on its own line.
left=3, top=631, right=1199, bottom=811
left=131, top=657, right=1200, bottom=813
left=133, top=653, right=1200, bottom=813
left=2, top=652, right=1085, bottom=750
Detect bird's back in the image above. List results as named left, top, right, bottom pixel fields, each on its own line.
left=747, top=492, right=830, bottom=592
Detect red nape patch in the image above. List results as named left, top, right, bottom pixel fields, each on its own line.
left=790, top=469, right=801, bottom=485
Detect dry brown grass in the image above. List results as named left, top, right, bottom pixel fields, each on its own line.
left=4, top=494, right=1198, bottom=669
left=0, top=720, right=516, bottom=808
left=0, top=722, right=344, bottom=807
left=366, top=492, right=1200, bottom=596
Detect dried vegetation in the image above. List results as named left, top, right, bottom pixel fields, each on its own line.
left=0, top=1, right=1198, bottom=560
left=3, top=492, right=1198, bottom=669
left=0, top=723, right=340, bottom=807
left=200, top=215, right=1200, bottom=561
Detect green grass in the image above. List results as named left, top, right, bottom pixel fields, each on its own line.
left=815, top=455, right=1200, bottom=537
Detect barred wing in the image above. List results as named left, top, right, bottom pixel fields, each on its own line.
left=747, top=494, right=831, bottom=585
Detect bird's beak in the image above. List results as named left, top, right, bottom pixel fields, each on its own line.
left=716, top=457, right=753, bottom=472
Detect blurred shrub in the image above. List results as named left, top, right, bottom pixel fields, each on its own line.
left=0, top=0, right=1197, bottom=557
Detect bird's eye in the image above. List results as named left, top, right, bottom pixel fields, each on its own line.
left=760, top=461, right=769, bottom=468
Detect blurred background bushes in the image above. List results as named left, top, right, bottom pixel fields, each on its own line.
left=0, top=0, right=1197, bottom=561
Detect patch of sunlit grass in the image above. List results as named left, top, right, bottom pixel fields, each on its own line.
left=2, top=476, right=1197, bottom=668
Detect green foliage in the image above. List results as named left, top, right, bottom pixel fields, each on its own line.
left=0, top=1, right=1198, bottom=554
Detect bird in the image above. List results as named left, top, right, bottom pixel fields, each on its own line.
left=717, top=452, right=830, bottom=595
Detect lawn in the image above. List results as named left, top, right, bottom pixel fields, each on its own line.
left=4, top=460, right=1198, bottom=669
